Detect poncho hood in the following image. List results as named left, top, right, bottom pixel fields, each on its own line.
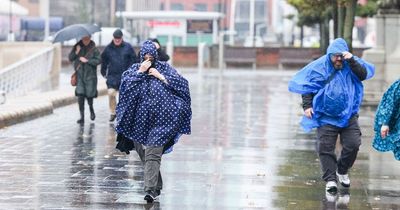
left=139, top=40, right=159, bottom=63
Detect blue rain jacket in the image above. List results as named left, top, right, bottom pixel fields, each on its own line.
left=288, top=38, right=375, bottom=132
left=115, top=40, right=191, bottom=153
left=373, top=79, right=400, bottom=160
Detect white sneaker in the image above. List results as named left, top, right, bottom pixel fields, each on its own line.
left=337, top=172, right=350, bottom=187
left=325, top=191, right=337, bottom=202
left=337, top=193, right=350, bottom=207
left=325, top=181, right=338, bottom=194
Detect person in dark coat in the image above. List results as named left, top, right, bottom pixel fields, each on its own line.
left=69, top=35, right=101, bottom=124
left=115, top=40, right=191, bottom=203
left=101, top=29, right=137, bottom=122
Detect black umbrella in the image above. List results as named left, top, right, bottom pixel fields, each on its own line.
left=52, top=23, right=101, bottom=43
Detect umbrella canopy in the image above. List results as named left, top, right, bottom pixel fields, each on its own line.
left=52, top=23, right=101, bottom=43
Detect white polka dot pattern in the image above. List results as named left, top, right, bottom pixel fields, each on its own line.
left=115, top=40, right=192, bottom=153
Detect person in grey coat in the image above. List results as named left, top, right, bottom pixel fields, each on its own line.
left=69, top=35, right=101, bottom=124
left=101, top=29, right=137, bottom=122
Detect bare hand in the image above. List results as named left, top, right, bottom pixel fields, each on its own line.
left=139, top=59, right=151, bottom=73
left=148, top=68, right=164, bottom=80
left=79, top=57, right=88, bottom=63
left=75, top=45, right=81, bottom=54
left=381, top=125, right=389, bottom=138
left=342, top=51, right=353, bottom=60
left=304, top=108, right=314, bottom=119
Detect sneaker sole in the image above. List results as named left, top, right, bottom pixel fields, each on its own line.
left=339, top=182, right=350, bottom=188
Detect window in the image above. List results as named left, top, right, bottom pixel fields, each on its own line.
left=255, top=1, right=266, bottom=20
left=236, top=1, right=249, bottom=20
left=236, top=0, right=265, bottom=21
left=213, top=3, right=226, bottom=13
left=171, top=3, right=184, bottom=11
left=194, top=3, right=207, bottom=11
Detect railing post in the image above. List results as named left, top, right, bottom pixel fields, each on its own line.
left=218, top=33, right=224, bottom=71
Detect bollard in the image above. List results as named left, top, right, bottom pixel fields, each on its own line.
left=166, top=37, right=174, bottom=65
left=198, top=42, right=207, bottom=76
left=0, top=91, right=6, bottom=105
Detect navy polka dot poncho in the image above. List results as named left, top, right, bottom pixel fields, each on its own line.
left=115, top=40, right=191, bottom=153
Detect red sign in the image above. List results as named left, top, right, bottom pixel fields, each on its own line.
left=147, top=20, right=181, bottom=27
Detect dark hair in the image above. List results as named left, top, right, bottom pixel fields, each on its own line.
left=151, top=38, right=161, bottom=47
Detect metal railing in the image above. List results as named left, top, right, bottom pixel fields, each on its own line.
left=0, top=46, right=54, bottom=100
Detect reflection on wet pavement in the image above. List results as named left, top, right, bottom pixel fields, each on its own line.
left=0, top=71, right=399, bottom=209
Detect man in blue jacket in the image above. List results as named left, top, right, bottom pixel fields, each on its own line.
left=101, top=29, right=137, bottom=122
left=288, top=38, right=375, bottom=195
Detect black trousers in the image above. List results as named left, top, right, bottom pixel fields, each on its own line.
left=316, top=115, right=362, bottom=182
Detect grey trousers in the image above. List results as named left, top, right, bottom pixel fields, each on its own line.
left=316, top=115, right=361, bottom=182
left=133, top=142, right=163, bottom=192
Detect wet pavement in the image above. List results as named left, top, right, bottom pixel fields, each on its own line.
left=0, top=70, right=399, bottom=210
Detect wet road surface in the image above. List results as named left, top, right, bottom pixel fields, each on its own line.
left=0, top=70, right=399, bottom=210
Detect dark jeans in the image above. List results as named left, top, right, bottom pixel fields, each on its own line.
left=317, top=115, right=362, bottom=182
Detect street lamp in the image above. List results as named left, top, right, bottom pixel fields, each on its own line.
left=8, top=0, right=14, bottom=41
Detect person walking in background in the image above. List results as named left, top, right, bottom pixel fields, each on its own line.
left=373, top=79, right=400, bottom=161
left=101, top=29, right=137, bottom=122
left=69, top=35, right=101, bottom=124
left=288, top=38, right=375, bottom=195
left=115, top=40, right=191, bottom=203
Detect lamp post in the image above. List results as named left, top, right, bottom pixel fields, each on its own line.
left=40, top=0, right=50, bottom=41
left=8, top=0, right=14, bottom=41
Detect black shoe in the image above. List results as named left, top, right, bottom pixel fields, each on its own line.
left=109, top=114, right=116, bottom=122
left=326, top=181, right=338, bottom=194
left=144, top=190, right=158, bottom=203
left=76, top=118, right=84, bottom=124
left=90, top=110, right=96, bottom=121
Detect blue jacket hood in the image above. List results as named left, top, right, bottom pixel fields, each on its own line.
left=326, top=38, right=349, bottom=55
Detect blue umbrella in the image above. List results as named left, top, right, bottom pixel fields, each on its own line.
left=52, top=23, right=101, bottom=43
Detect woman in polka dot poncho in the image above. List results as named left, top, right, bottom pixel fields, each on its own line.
left=116, top=40, right=191, bottom=151
left=115, top=40, right=192, bottom=202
